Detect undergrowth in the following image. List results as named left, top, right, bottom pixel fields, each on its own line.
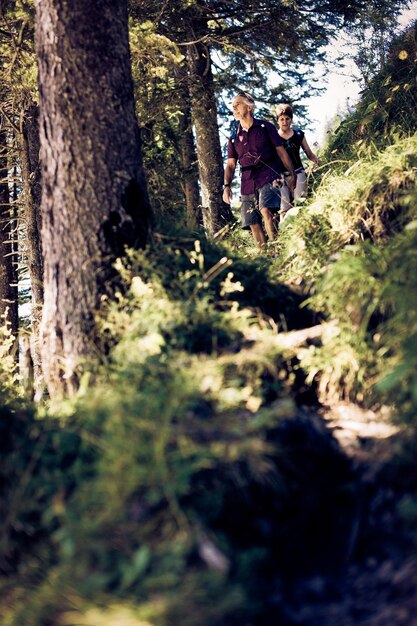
left=264, top=21, right=417, bottom=409
left=0, top=239, right=326, bottom=626
left=270, top=133, right=417, bottom=410
left=273, top=135, right=417, bottom=287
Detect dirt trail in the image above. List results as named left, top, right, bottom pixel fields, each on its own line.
left=292, top=400, right=417, bottom=626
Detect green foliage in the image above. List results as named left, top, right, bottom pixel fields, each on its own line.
left=4, top=15, right=417, bottom=626
left=0, top=0, right=38, bottom=108
left=298, top=244, right=386, bottom=404
left=270, top=41, right=417, bottom=410
left=322, top=23, right=417, bottom=167
left=129, top=20, right=188, bottom=223
left=127, top=0, right=409, bottom=227
left=374, top=220, right=417, bottom=423
left=345, top=0, right=409, bottom=85
left=275, top=209, right=337, bottom=286
left=0, top=392, right=94, bottom=584
left=265, top=28, right=417, bottom=418
left=274, top=134, right=417, bottom=290
left=0, top=236, right=325, bottom=625
left=113, top=235, right=313, bottom=334
left=2, top=369, right=354, bottom=625
left=0, top=319, right=20, bottom=397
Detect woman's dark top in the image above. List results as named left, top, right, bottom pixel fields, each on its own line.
left=281, top=128, right=305, bottom=170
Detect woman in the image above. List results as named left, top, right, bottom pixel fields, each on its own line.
left=275, top=103, right=319, bottom=217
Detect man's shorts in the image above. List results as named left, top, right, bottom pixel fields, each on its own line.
left=240, top=181, right=281, bottom=230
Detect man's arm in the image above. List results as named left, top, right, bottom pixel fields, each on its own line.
left=223, top=158, right=236, bottom=204
left=276, top=145, right=296, bottom=190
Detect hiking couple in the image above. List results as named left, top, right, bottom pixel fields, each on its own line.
left=223, top=92, right=319, bottom=246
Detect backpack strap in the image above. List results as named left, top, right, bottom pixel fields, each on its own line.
left=229, top=119, right=239, bottom=142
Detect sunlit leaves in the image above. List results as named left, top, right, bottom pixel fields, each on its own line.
left=0, top=0, right=37, bottom=109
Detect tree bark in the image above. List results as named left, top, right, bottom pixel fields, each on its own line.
left=0, top=125, right=18, bottom=339
left=35, top=0, right=151, bottom=396
left=185, top=15, right=235, bottom=236
left=178, top=92, right=201, bottom=229
left=21, top=103, right=43, bottom=308
left=20, top=103, right=44, bottom=399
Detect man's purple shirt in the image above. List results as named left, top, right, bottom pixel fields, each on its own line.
left=227, top=118, right=285, bottom=195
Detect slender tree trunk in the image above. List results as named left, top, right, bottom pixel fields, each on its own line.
left=185, top=17, right=235, bottom=236
left=35, top=0, right=151, bottom=396
left=178, top=97, right=201, bottom=229
left=174, top=73, right=201, bottom=229
left=20, top=103, right=44, bottom=399
left=0, top=125, right=18, bottom=339
left=21, top=103, right=43, bottom=307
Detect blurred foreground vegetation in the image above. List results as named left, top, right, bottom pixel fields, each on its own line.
left=1, top=23, right=417, bottom=626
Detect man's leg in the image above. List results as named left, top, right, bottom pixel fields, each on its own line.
left=259, top=183, right=281, bottom=240
left=250, top=223, right=267, bottom=245
left=240, top=194, right=265, bottom=246
left=260, top=206, right=277, bottom=241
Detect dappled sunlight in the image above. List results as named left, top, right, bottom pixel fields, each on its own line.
left=324, top=402, right=399, bottom=450
left=59, top=603, right=156, bottom=626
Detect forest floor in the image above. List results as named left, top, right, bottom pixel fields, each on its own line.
left=289, top=400, right=417, bottom=626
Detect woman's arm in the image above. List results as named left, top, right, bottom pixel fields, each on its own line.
left=301, top=137, right=319, bottom=165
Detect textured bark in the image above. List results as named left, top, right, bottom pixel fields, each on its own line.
left=0, top=126, right=18, bottom=339
left=35, top=0, right=151, bottom=396
left=186, top=19, right=235, bottom=236
left=21, top=103, right=43, bottom=307
left=178, top=97, right=201, bottom=229
left=20, top=103, right=44, bottom=399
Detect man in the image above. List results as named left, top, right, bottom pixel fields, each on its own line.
left=223, top=92, right=296, bottom=245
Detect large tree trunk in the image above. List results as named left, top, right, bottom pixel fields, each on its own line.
left=0, top=125, right=18, bottom=340
left=35, top=0, right=151, bottom=396
left=20, top=103, right=44, bottom=399
left=185, top=16, right=235, bottom=237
